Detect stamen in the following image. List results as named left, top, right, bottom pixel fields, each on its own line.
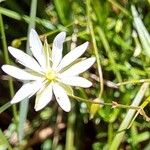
left=45, top=69, right=56, bottom=82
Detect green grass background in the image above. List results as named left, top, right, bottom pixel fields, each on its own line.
left=0, top=0, right=150, bottom=150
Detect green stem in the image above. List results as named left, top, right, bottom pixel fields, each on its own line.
left=96, top=27, right=123, bottom=90
left=70, top=95, right=141, bottom=110
left=65, top=107, right=76, bottom=150
left=18, top=0, right=37, bottom=143
left=0, top=102, right=11, bottom=114
left=117, top=79, right=150, bottom=86
left=0, top=13, right=17, bottom=122
left=0, top=129, right=13, bottom=150
left=108, top=123, right=113, bottom=147
left=0, top=7, right=55, bottom=30
left=52, top=108, right=62, bottom=150
left=108, top=0, right=131, bottom=17
left=86, top=0, right=104, bottom=98
left=12, top=21, right=77, bottom=43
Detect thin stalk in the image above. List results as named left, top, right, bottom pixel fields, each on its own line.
left=0, top=129, right=13, bottom=150
left=0, top=13, right=17, bottom=122
left=12, top=21, right=82, bottom=43
left=0, top=102, right=11, bottom=114
left=18, top=0, right=37, bottom=143
left=117, top=78, right=150, bottom=86
left=108, top=123, right=113, bottom=147
left=52, top=108, right=62, bottom=150
left=0, top=7, right=55, bottom=30
left=96, top=27, right=123, bottom=90
left=108, top=0, right=131, bottom=18
left=86, top=0, right=103, bottom=98
left=65, top=107, right=76, bottom=150
left=70, top=95, right=141, bottom=110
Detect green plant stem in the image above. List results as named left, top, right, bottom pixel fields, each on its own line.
left=86, top=0, right=103, bottom=98
left=0, top=13, right=17, bottom=122
left=108, top=0, right=131, bottom=17
left=12, top=21, right=81, bottom=43
left=18, top=0, right=37, bottom=143
left=0, top=129, right=13, bottom=150
left=70, top=95, right=141, bottom=110
left=65, top=107, right=76, bottom=150
left=0, top=102, right=11, bottom=114
left=52, top=108, right=62, bottom=150
left=109, top=83, right=149, bottom=150
left=96, top=27, right=123, bottom=90
left=0, top=7, right=55, bottom=30
left=108, top=123, right=113, bottom=147
left=117, top=78, right=150, bottom=86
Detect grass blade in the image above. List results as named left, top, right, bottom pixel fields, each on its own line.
left=0, top=7, right=55, bottom=29
left=0, top=12, right=17, bottom=123
left=131, top=5, right=150, bottom=56
left=0, top=129, right=12, bottom=150
left=0, top=102, right=11, bottom=114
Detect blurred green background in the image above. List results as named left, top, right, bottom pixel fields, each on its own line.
left=0, top=0, right=150, bottom=150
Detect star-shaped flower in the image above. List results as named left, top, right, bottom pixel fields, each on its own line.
left=2, top=29, right=95, bottom=112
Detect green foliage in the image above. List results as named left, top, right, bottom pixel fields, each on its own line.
left=0, top=0, right=150, bottom=150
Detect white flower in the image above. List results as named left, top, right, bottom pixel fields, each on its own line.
left=2, top=29, right=95, bottom=112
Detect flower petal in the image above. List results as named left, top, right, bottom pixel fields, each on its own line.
left=29, top=29, right=46, bottom=69
left=53, top=83, right=71, bottom=112
left=60, top=76, right=92, bottom=88
left=52, top=32, right=66, bottom=69
left=2, top=65, right=40, bottom=80
left=56, top=42, right=89, bottom=71
left=61, top=57, right=96, bottom=76
left=34, top=84, right=53, bottom=111
left=8, top=46, right=42, bottom=72
left=11, top=81, right=43, bottom=104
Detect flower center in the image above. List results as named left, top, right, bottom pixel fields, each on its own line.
left=45, top=69, right=57, bottom=82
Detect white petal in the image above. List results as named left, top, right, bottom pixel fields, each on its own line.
left=56, top=42, right=89, bottom=71
left=53, top=83, right=71, bottom=112
left=61, top=57, right=96, bottom=76
left=34, top=84, right=53, bottom=111
left=8, top=46, right=42, bottom=72
left=29, top=29, right=46, bottom=69
left=52, top=32, right=66, bottom=69
left=11, top=81, right=43, bottom=103
left=60, top=76, right=92, bottom=88
left=2, top=65, right=40, bottom=80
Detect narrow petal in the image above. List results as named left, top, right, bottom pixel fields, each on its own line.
left=53, top=83, right=71, bottom=112
left=2, top=65, right=40, bottom=80
left=11, top=81, right=43, bottom=104
left=29, top=29, right=46, bottom=69
left=34, top=84, right=53, bottom=111
left=8, top=46, right=42, bottom=72
left=61, top=57, right=96, bottom=76
left=56, top=42, right=89, bottom=71
left=60, top=76, right=92, bottom=88
left=52, top=32, right=66, bottom=69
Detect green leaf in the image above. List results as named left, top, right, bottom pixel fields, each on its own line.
left=0, top=129, right=12, bottom=150
left=131, top=6, right=150, bottom=57
left=54, top=0, right=72, bottom=25
left=0, top=102, right=11, bottom=114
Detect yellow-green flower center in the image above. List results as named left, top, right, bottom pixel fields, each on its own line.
left=45, top=69, right=57, bottom=82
